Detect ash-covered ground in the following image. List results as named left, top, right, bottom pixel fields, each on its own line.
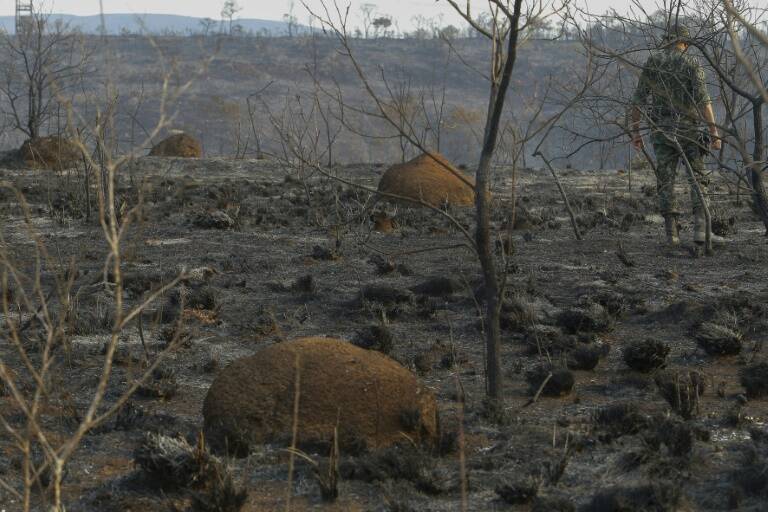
left=1, top=157, right=767, bottom=511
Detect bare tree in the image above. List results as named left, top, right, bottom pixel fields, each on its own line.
left=696, top=0, right=768, bottom=233
left=0, top=13, right=92, bottom=140
left=281, top=0, right=565, bottom=413
left=221, top=0, right=242, bottom=36
left=441, top=0, right=550, bottom=408
left=0, top=15, right=213, bottom=512
left=198, top=17, right=218, bottom=37
left=359, top=3, right=377, bottom=39
left=372, top=16, right=393, bottom=38
left=411, top=14, right=433, bottom=40
left=284, top=1, right=299, bottom=38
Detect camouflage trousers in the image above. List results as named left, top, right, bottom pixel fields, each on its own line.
left=651, top=130, right=710, bottom=216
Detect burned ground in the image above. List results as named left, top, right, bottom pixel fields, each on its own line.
left=0, top=157, right=767, bottom=511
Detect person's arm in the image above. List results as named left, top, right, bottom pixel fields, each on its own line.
left=703, top=101, right=721, bottom=150
left=693, top=60, right=721, bottom=150
left=630, top=106, right=644, bottom=150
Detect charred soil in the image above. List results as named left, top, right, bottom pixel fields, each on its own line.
left=1, top=158, right=767, bottom=511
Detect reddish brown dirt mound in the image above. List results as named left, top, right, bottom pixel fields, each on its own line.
left=371, top=212, right=396, bottom=233
left=203, top=337, right=439, bottom=455
left=377, top=152, right=475, bottom=207
left=20, top=136, right=81, bottom=170
left=149, top=133, right=202, bottom=158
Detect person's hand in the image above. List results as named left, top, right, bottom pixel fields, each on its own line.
left=632, top=132, right=644, bottom=151
left=710, top=135, right=722, bottom=151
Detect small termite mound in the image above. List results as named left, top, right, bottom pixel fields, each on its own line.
left=20, top=136, right=82, bottom=170
left=202, top=337, right=439, bottom=456
left=371, top=212, right=397, bottom=233
left=377, top=152, right=475, bottom=208
left=149, top=132, right=203, bottom=158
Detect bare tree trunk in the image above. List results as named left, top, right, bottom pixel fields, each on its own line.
left=477, top=0, right=524, bottom=406
left=749, top=101, right=768, bottom=233
left=28, top=81, right=37, bottom=138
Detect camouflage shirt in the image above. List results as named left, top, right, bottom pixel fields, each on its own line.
left=631, top=47, right=711, bottom=128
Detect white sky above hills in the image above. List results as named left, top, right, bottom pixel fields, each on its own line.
left=2, top=0, right=659, bottom=31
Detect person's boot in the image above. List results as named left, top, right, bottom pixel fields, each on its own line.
left=693, top=211, right=726, bottom=245
left=664, top=214, right=680, bottom=246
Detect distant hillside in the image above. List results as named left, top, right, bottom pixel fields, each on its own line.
left=0, top=13, right=298, bottom=35
left=0, top=34, right=614, bottom=168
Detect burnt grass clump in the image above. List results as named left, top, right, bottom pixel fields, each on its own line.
left=500, top=295, right=539, bottom=330
left=693, top=321, right=743, bottom=356
left=523, top=325, right=573, bottom=356
left=291, top=274, right=317, bottom=295
left=410, top=276, right=463, bottom=297
left=414, top=341, right=457, bottom=374
left=568, top=344, right=607, bottom=371
left=111, top=401, right=145, bottom=431
left=495, top=477, right=540, bottom=504
left=368, top=254, right=412, bottom=276
left=741, top=363, right=768, bottom=399
left=169, top=285, right=219, bottom=311
left=192, top=209, right=236, bottom=230
left=732, top=447, right=768, bottom=497
left=136, top=367, right=179, bottom=400
left=531, top=495, right=575, bottom=512
left=711, top=212, right=737, bottom=236
left=623, top=339, right=670, bottom=373
left=190, top=463, right=248, bottom=512
left=647, top=418, right=696, bottom=457
left=340, top=446, right=441, bottom=494
left=586, top=291, right=633, bottom=317
left=134, top=433, right=247, bottom=510
left=119, top=269, right=167, bottom=298
left=526, top=365, right=575, bottom=397
left=133, top=433, right=218, bottom=491
left=311, top=244, right=341, bottom=261
left=160, top=322, right=192, bottom=347
left=67, top=305, right=115, bottom=335
left=557, top=303, right=613, bottom=334
left=357, top=285, right=414, bottom=306
left=352, top=325, right=394, bottom=354
left=584, top=482, right=686, bottom=511
left=655, top=370, right=707, bottom=419
left=594, top=402, right=649, bottom=441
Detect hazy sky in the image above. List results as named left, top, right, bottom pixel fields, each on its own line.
left=2, top=1, right=658, bottom=29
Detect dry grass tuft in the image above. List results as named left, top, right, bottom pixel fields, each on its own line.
left=655, top=370, right=707, bottom=419
left=693, top=322, right=743, bottom=356
left=623, top=339, right=670, bottom=373
left=135, top=432, right=247, bottom=511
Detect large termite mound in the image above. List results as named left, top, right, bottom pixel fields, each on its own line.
left=149, top=133, right=203, bottom=158
left=203, top=337, right=439, bottom=455
left=20, top=136, right=81, bottom=170
left=377, top=152, right=475, bottom=207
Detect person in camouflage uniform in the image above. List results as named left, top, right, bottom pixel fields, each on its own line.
left=630, top=23, right=723, bottom=245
